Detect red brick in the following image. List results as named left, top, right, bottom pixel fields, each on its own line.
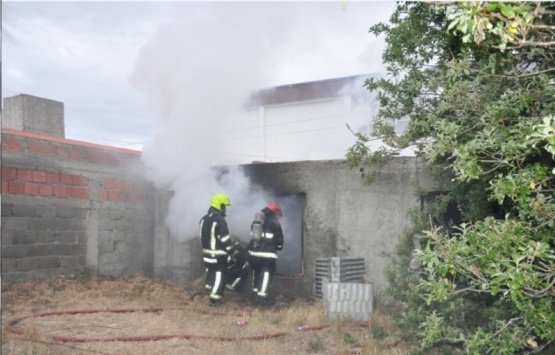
left=87, top=150, right=110, bottom=164
left=72, top=175, right=87, bottom=186
left=39, top=184, right=53, bottom=196
left=114, top=179, right=126, bottom=190
left=121, top=191, right=130, bottom=201
left=8, top=181, right=25, bottom=194
left=2, top=137, right=22, bottom=151
left=56, top=146, right=70, bottom=159
left=69, top=147, right=83, bottom=160
left=29, top=140, right=57, bottom=157
left=53, top=186, right=67, bottom=197
left=2, top=167, right=17, bottom=180
left=108, top=190, right=119, bottom=201
left=24, top=183, right=39, bottom=195
left=46, top=172, right=60, bottom=184
left=60, top=173, right=73, bottom=185
left=32, top=170, right=47, bottom=183
left=99, top=189, right=109, bottom=200
left=67, top=187, right=89, bottom=199
left=129, top=192, right=146, bottom=201
left=109, top=157, right=120, bottom=166
left=103, top=179, right=115, bottom=189
left=17, top=169, right=33, bottom=181
left=2, top=181, right=8, bottom=193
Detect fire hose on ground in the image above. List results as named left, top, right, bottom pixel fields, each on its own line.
left=6, top=306, right=370, bottom=343
left=5, top=286, right=397, bottom=354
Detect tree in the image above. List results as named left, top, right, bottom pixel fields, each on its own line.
left=348, top=2, right=555, bottom=353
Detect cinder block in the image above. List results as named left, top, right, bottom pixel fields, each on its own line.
left=2, top=94, right=64, bottom=137
left=99, top=242, right=115, bottom=254
left=70, top=244, right=86, bottom=255
left=50, top=219, right=70, bottom=231
left=14, top=230, right=55, bottom=245
left=35, top=204, right=56, bottom=217
left=55, top=231, right=78, bottom=244
left=16, top=256, right=60, bottom=271
left=2, top=258, right=17, bottom=272
left=60, top=255, right=86, bottom=268
left=27, top=218, right=51, bottom=231
left=322, top=278, right=374, bottom=322
left=2, top=203, right=13, bottom=217
left=98, top=220, right=116, bottom=231
left=2, top=245, right=28, bottom=259
left=56, top=205, right=78, bottom=218
left=12, top=204, right=36, bottom=217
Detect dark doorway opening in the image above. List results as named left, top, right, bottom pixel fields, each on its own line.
left=275, top=193, right=304, bottom=274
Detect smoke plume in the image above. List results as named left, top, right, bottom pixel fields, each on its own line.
left=130, top=2, right=390, bottom=242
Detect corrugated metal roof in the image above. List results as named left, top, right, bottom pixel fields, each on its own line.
left=243, top=74, right=377, bottom=108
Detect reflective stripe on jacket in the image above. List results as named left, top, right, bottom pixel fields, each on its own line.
left=247, top=207, right=284, bottom=262
left=200, top=207, right=232, bottom=262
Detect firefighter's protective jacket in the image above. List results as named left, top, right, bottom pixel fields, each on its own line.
left=247, top=207, right=284, bottom=263
left=200, top=207, right=233, bottom=264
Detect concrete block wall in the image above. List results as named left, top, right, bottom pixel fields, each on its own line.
left=154, top=158, right=437, bottom=300
left=1, top=128, right=155, bottom=282
left=2, top=94, right=65, bottom=138
left=1, top=125, right=437, bottom=302
left=152, top=190, right=204, bottom=286
left=242, top=157, right=436, bottom=299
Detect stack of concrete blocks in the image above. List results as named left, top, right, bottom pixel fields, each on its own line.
left=316, top=257, right=373, bottom=321
left=314, top=257, right=366, bottom=298
left=321, top=277, right=374, bottom=321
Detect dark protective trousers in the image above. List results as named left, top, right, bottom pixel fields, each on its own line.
left=226, top=261, right=249, bottom=292
left=204, top=259, right=227, bottom=303
left=250, top=260, right=276, bottom=298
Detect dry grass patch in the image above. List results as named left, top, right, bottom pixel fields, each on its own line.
left=2, top=274, right=409, bottom=354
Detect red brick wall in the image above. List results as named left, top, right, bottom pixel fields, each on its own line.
left=99, top=178, right=148, bottom=202
left=2, top=167, right=90, bottom=198
left=1, top=128, right=140, bottom=166
left=1, top=128, right=147, bottom=202
left=1, top=128, right=155, bottom=282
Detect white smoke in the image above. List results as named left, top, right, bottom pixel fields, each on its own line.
left=129, top=2, right=392, bottom=242
left=130, top=3, right=295, bottom=241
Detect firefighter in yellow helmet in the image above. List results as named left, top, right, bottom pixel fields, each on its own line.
left=199, top=193, right=233, bottom=305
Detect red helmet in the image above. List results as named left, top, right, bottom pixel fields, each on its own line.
left=267, top=201, right=282, bottom=216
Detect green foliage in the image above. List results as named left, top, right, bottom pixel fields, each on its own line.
left=349, top=1, right=555, bottom=353
left=345, top=123, right=391, bottom=184
left=342, top=332, right=358, bottom=345
left=370, top=325, right=389, bottom=341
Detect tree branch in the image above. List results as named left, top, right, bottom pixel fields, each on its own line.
left=468, top=67, right=555, bottom=79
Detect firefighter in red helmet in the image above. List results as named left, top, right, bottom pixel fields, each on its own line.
left=200, top=193, right=233, bottom=305
left=247, top=201, right=284, bottom=306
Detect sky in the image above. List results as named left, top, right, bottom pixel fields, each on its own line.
left=2, top=1, right=398, bottom=242
left=2, top=1, right=396, bottom=151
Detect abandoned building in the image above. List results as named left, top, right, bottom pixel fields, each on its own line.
left=1, top=77, right=435, bottom=313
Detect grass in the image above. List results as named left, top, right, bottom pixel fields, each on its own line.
left=2, top=274, right=410, bottom=354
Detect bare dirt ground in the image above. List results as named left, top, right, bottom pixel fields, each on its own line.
left=2, top=274, right=408, bottom=355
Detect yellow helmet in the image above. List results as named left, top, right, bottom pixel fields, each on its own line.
left=211, top=193, right=231, bottom=212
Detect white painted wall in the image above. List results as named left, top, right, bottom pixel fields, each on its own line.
left=216, top=92, right=377, bottom=165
